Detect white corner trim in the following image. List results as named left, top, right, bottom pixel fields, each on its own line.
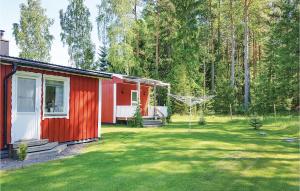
left=42, top=74, right=70, bottom=119
left=98, top=79, right=102, bottom=138
left=113, top=82, right=117, bottom=124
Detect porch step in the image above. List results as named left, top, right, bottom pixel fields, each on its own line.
left=24, top=142, right=58, bottom=153
left=143, top=119, right=163, bottom=127
left=26, top=144, right=67, bottom=160
left=13, top=139, right=49, bottom=149
left=10, top=139, right=67, bottom=160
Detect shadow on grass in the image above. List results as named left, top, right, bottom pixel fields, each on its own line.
left=1, top=117, right=299, bottom=191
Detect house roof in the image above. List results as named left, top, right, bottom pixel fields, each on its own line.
left=107, top=73, right=170, bottom=87
left=0, top=55, right=170, bottom=87
left=0, top=55, right=112, bottom=79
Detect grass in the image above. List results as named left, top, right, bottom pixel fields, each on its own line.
left=0, top=115, right=299, bottom=191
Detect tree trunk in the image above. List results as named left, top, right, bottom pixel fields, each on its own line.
left=155, top=0, right=160, bottom=79
left=209, top=0, right=215, bottom=92
left=252, top=32, right=257, bottom=79
left=230, top=0, right=236, bottom=88
left=243, top=0, right=250, bottom=111
left=134, top=0, right=139, bottom=57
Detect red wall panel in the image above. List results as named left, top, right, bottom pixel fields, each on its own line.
left=0, top=64, right=13, bottom=149
left=117, top=83, right=150, bottom=116
left=101, top=79, right=114, bottom=123
left=0, top=64, right=99, bottom=149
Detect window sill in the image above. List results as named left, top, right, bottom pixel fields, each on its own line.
left=43, top=114, right=68, bottom=119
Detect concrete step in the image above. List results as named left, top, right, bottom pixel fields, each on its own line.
left=56, top=144, right=67, bottom=153
left=143, top=124, right=163, bottom=127
left=25, top=144, right=67, bottom=160
left=143, top=120, right=162, bottom=124
left=26, top=148, right=58, bottom=160
left=13, top=139, right=49, bottom=149
left=0, top=150, right=8, bottom=159
left=143, top=118, right=163, bottom=127
left=14, top=142, right=59, bottom=153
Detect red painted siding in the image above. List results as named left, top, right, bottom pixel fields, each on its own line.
left=0, top=64, right=99, bottom=149
left=0, top=64, right=12, bottom=149
left=117, top=83, right=150, bottom=116
left=101, top=79, right=114, bottom=123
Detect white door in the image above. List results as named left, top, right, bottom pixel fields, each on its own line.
left=11, top=72, right=42, bottom=143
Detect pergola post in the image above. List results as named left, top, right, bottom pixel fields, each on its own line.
left=167, top=84, right=171, bottom=106
left=154, top=84, right=157, bottom=119
left=137, top=80, right=141, bottom=105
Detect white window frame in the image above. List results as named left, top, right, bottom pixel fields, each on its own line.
left=131, top=90, right=138, bottom=106
left=43, top=74, right=70, bottom=119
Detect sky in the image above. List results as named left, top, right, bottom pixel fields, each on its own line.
left=0, top=0, right=102, bottom=66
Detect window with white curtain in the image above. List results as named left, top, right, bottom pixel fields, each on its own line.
left=44, top=76, right=70, bottom=117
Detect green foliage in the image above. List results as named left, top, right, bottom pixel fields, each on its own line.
left=60, top=0, right=95, bottom=69
left=131, top=105, right=143, bottom=127
left=198, top=116, right=206, bottom=126
left=96, top=46, right=110, bottom=71
left=249, top=117, right=263, bottom=130
left=13, top=0, right=53, bottom=61
left=92, top=0, right=299, bottom=115
left=18, top=143, right=28, bottom=161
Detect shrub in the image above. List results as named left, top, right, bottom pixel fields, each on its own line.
left=18, top=143, right=28, bottom=161
left=249, top=117, right=263, bottom=130
left=198, top=110, right=206, bottom=125
left=166, top=105, right=172, bottom=123
left=131, top=105, right=143, bottom=127
left=198, top=117, right=206, bottom=125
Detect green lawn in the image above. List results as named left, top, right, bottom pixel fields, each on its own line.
left=1, top=115, right=299, bottom=191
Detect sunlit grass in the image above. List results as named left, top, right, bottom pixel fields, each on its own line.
left=0, top=115, right=299, bottom=191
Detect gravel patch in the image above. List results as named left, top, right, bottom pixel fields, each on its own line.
left=0, top=143, right=90, bottom=171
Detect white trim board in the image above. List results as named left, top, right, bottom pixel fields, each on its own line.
left=113, top=83, right=117, bottom=124
left=11, top=71, right=42, bottom=142
left=98, top=79, right=102, bottom=138
left=42, top=74, right=70, bottom=119
left=131, top=90, right=138, bottom=106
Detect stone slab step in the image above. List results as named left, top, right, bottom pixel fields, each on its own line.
left=56, top=144, right=67, bottom=153
left=25, top=144, right=67, bottom=160
left=143, top=124, right=163, bottom=127
left=14, top=142, right=59, bottom=153
left=143, top=123, right=163, bottom=125
left=143, top=121, right=163, bottom=124
left=13, top=139, right=49, bottom=149
left=26, top=149, right=58, bottom=160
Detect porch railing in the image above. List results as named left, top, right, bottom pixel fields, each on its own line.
left=148, top=106, right=168, bottom=118
left=116, top=106, right=137, bottom=118
left=116, top=105, right=168, bottom=118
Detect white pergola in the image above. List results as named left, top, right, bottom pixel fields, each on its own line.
left=113, top=74, right=171, bottom=118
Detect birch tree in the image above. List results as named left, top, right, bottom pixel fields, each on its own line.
left=13, top=0, right=53, bottom=62
left=60, top=0, right=95, bottom=69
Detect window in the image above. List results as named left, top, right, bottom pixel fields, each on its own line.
left=17, top=77, right=36, bottom=112
left=43, top=75, right=70, bottom=117
left=131, top=90, right=138, bottom=106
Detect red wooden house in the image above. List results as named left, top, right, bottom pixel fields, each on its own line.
left=101, top=74, right=170, bottom=124
left=0, top=55, right=110, bottom=151
left=0, top=33, right=170, bottom=155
